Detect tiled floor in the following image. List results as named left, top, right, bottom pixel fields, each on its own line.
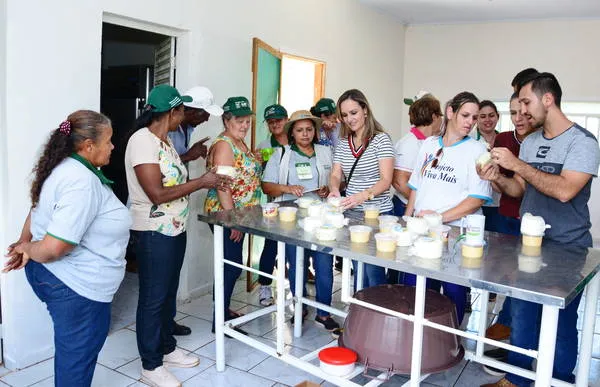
left=1, top=271, right=599, bottom=387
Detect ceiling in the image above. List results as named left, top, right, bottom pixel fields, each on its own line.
left=359, top=0, right=600, bottom=25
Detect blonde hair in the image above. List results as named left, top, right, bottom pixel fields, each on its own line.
left=337, top=89, right=386, bottom=140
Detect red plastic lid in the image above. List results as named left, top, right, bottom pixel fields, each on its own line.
left=318, top=347, right=358, bottom=365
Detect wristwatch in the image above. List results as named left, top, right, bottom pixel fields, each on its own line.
left=366, top=189, right=375, bottom=201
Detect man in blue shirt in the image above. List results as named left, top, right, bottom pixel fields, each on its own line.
left=169, top=86, right=223, bottom=163
left=167, top=86, right=223, bottom=336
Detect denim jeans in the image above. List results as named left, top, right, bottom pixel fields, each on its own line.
left=286, top=244, right=333, bottom=318
left=210, top=226, right=245, bottom=325
left=403, top=273, right=467, bottom=325
left=133, top=230, right=186, bottom=370
left=25, top=261, right=111, bottom=387
left=352, top=209, right=392, bottom=291
left=258, top=238, right=277, bottom=286
left=506, top=292, right=582, bottom=386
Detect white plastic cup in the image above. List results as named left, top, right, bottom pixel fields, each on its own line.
left=464, top=214, right=485, bottom=245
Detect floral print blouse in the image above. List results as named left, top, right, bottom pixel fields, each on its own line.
left=204, top=134, right=263, bottom=213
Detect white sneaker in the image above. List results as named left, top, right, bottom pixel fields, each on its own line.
left=259, top=285, right=274, bottom=306
left=141, top=365, right=181, bottom=387
left=163, top=348, right=200, bottom=368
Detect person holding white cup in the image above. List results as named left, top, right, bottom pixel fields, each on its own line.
left=404, top=91, right=492, bottom=324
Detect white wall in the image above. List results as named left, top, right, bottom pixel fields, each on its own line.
left=0, top=0, right=405, bottom=369
left=402, top=19, right=600, bottom=238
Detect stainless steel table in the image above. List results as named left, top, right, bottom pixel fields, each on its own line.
left=198, top=204, right=600, bottom=387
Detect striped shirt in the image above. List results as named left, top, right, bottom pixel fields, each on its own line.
left=333, top=132, right=395, bottom=212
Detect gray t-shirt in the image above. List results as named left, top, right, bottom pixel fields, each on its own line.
left=519, top=124, right=600, bottom=247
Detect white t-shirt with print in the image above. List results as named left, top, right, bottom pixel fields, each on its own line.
left=408, top=136, right=492, bottom=226
left=125, top=128, right=189, bottom=236
left=394, top=128, right=426, bottom=203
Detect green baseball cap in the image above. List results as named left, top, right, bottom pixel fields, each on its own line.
left=264, top=104, right=288, bottom=120
left=223, top=96, right=254, bottom=117
left=314, top=98, right=336, bottom=115
left=147, top=85, right=192, bottom=113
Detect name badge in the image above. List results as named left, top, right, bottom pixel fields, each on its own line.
left=295, top=162, right=313, bottom=180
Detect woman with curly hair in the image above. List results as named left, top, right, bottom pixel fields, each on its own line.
left=4, top=110, right=131, bottom=387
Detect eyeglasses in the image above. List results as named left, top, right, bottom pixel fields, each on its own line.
left=431, top=147, right=444, bottom=168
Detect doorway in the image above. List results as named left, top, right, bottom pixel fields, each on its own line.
left=100, top=22, right=175, bottom=331
left=248, top=38, right=326, bottom=291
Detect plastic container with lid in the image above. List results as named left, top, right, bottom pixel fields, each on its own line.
left=430, top=225, right=451, bottom=242
left=363, top=203, right=380, bottom=219
left=375, top=232, right=397, bottom=252
left=316, top=225, right=337, bottom=241
left=296, top=196, right=319, bottom=209
left=261, top=203, right=279, bottom=218
left=349, top=225, right=372, bottom=243
left=278, top=207, right=298, bottom=222
left=461, top=242, right=484, bottom=258
left=327, top=196, right=344, bottom=208
left=318, top=347, right=357, bottom=377
left=308, top=202, right=324, bottom=217
left=522, top=234, right=543, bottom=247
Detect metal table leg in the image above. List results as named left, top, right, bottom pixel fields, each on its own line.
left=535, top=304, right=559, bottom=386
left=576, top=274, right=600, bottom=387
left=410, top=275, right=426, bottom=387
left=276, top=241, right=286, bottom=354
left=214, top=225, right=225, bottom=371
left=294, top=246, right=305, bottom=338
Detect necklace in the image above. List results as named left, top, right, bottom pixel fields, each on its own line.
left=513, top=130, right=522, bottom=145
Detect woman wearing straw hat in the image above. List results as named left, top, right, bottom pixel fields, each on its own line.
left=262, top=110, right=340, bottom=331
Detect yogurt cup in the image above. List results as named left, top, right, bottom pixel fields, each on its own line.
left=261, top=203, right=279, bottom=218
left=278, top=207, right=298, bottom=222
left=349, top=225, right=372, bottom=243
left=413, top=236, right=443, bottom=259
left=379, top=220, right=398, bottom=234
left=316, top=225, right=337, bottom=241
left=377, top=215, right=399, bottom=224
left=522, top=234, right=543, bottom=247
left=308, top=203, right=324, bottom=217
left=302, top=216, right=322, bottom=233
left=430, top=225, right=451, bottom=242
left=327, top=196, right=344, bottom=208
left=404, top=216, right=429, bottom=235
left=363, top=204, right=380, bottom=219
left=374, top=232, right=397, bottom=252
left=324, top=212, right=346, bottom=228
left=461, top=242, right=484, bottom=258
left=396, top=230, right=413, bottom=247
left=215, top=165, right=236, bottom=178
left=423, top=213, right=443, bottom=228
left=296, top=196, right=319, bottom=209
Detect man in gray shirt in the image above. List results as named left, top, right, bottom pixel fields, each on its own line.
left=479, top=72, right=600, bottom=387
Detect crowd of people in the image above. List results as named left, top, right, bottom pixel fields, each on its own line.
left=3, top=68, right=599, bottom=387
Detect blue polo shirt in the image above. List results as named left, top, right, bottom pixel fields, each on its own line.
left=30, top=156, right=132, bottom=302
left=168, top=124, right=194, bottom=156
